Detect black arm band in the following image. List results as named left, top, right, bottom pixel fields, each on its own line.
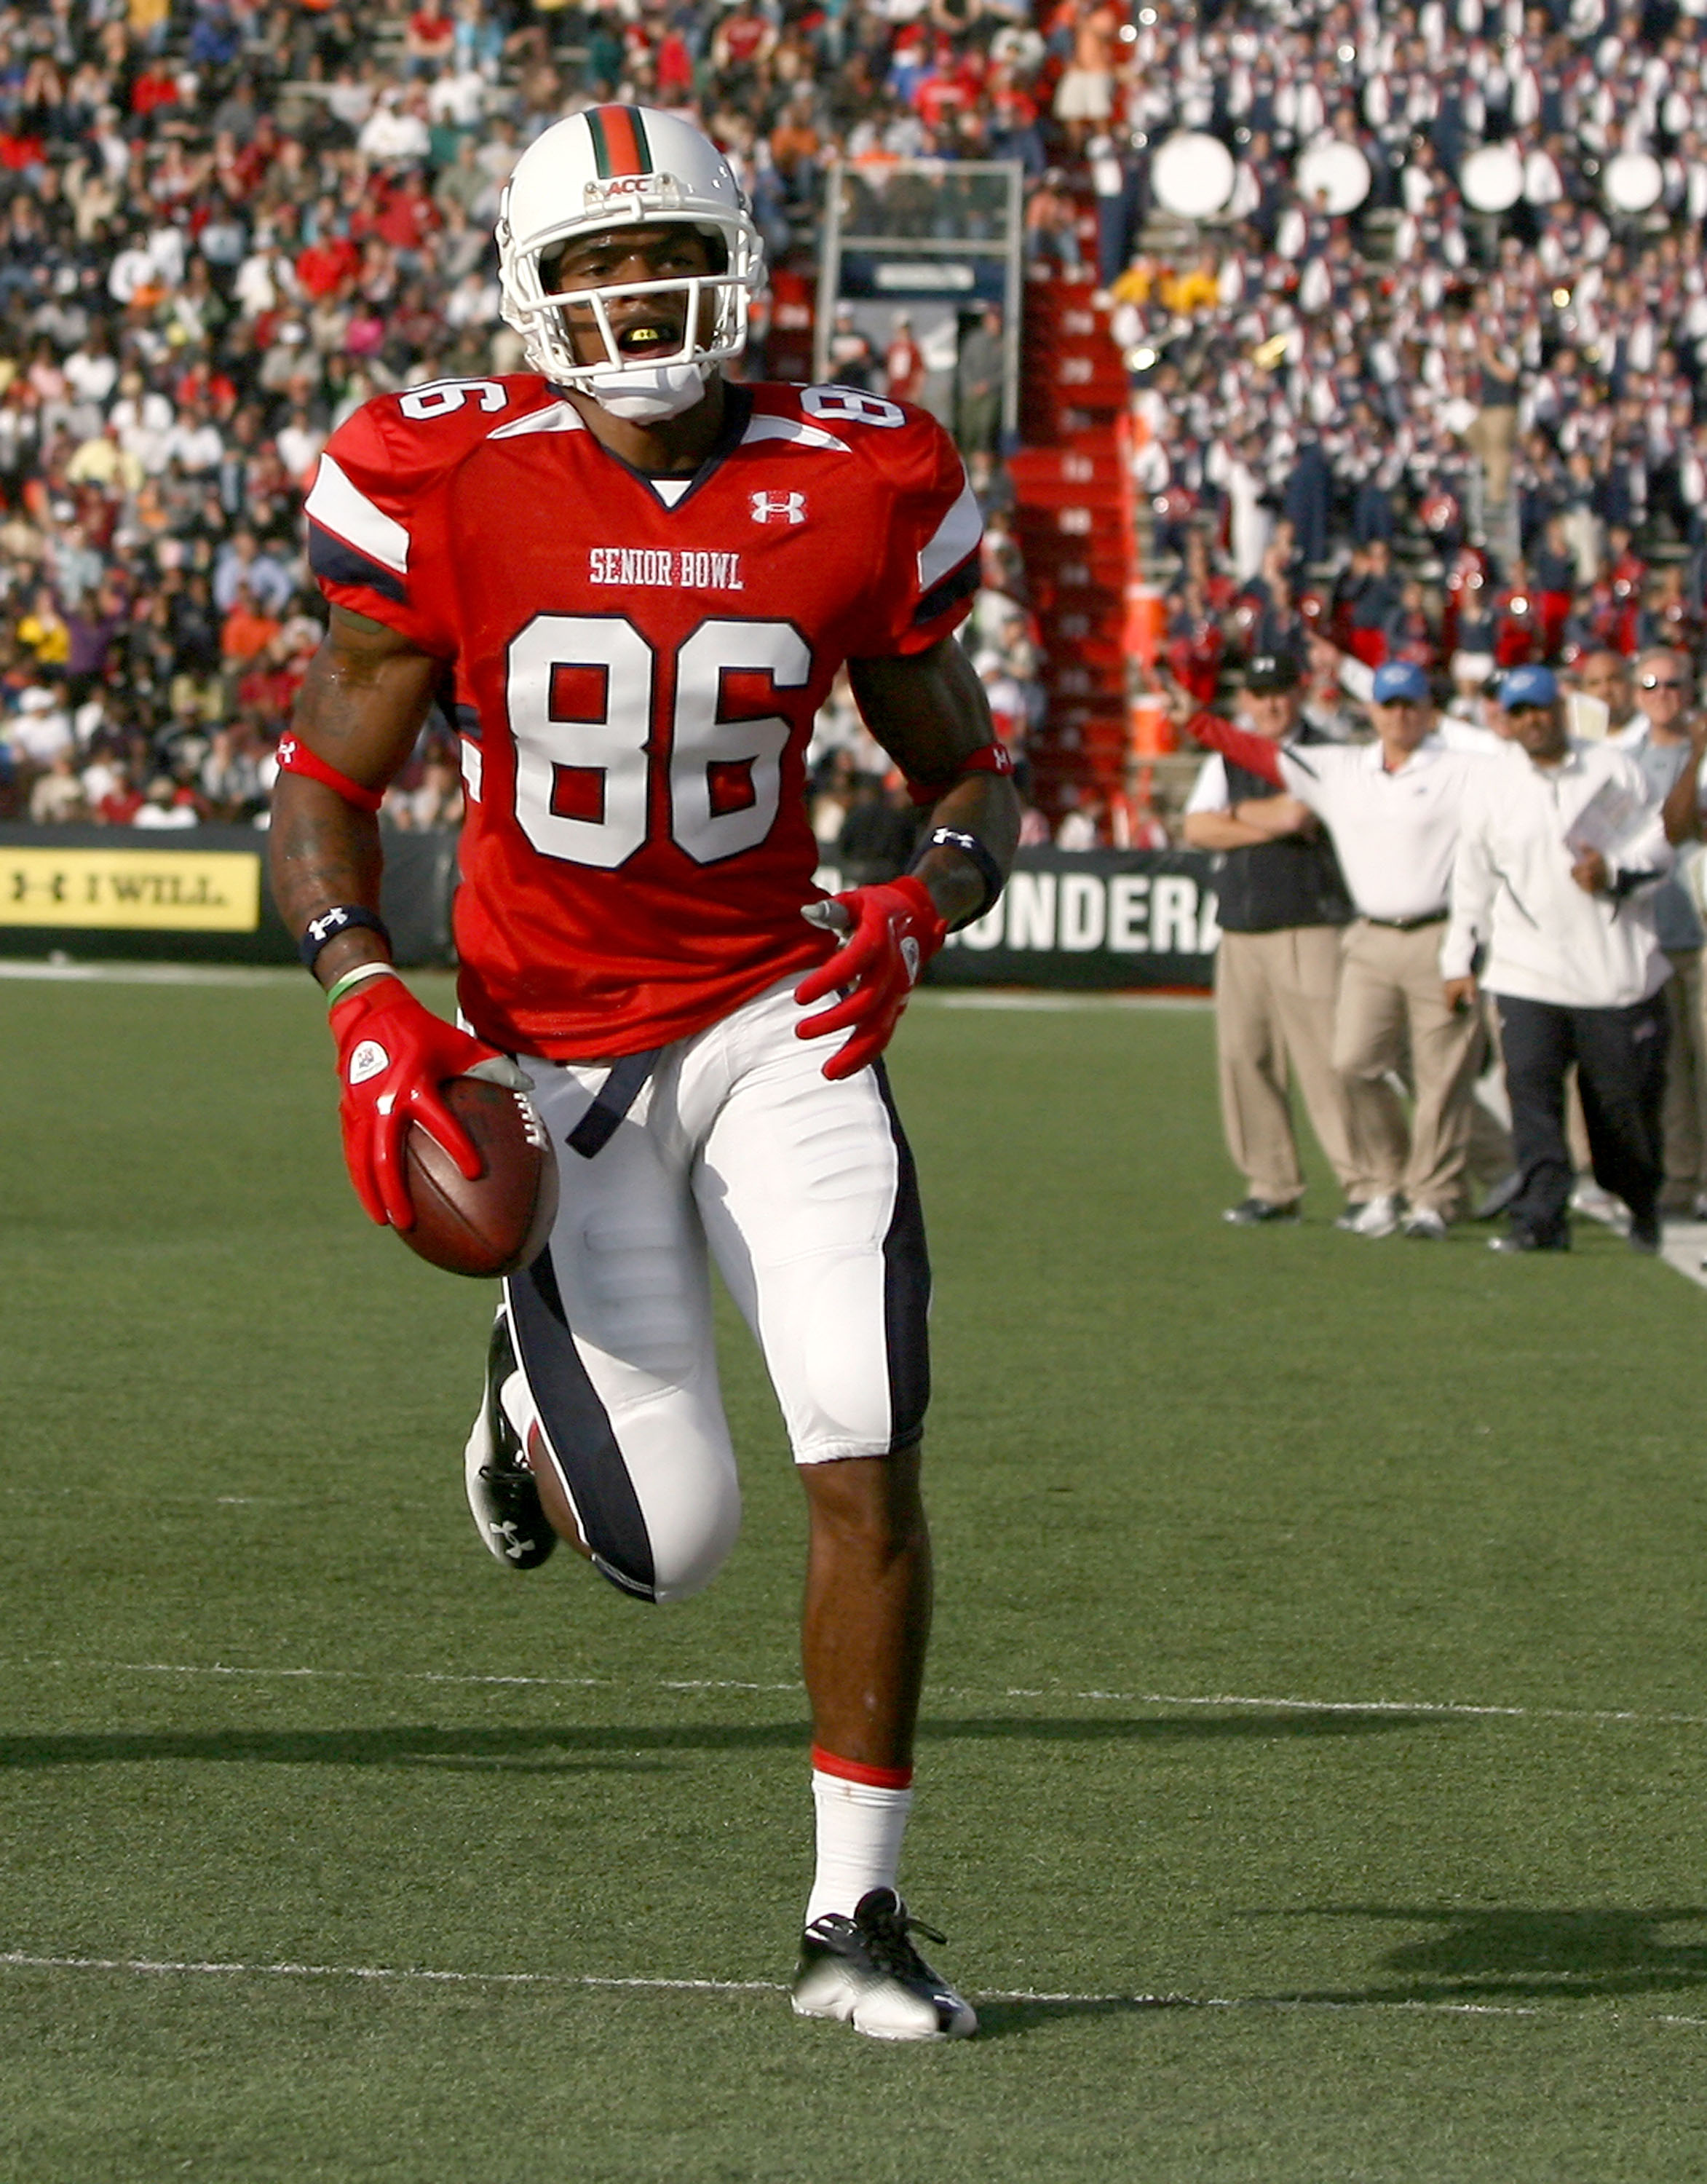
left=909, top=826, right=1006, bottom=930
left=298, top=903, right=392, bottom=972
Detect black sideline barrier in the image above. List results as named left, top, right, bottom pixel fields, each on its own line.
left=1, top=831, right=1220, bottom=989
left=819, top=848, right=1219, bottom=990
left=0, top=823, right=458, bottom=966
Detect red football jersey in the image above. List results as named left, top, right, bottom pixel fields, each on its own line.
left=305, top=375, right=981, bottom=1058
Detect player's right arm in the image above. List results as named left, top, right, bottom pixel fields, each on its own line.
left=270, top=606, right=520, bottom=1229
left=269, top=605, right=438, bottom=988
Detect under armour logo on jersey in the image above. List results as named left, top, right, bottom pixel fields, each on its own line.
left=750, top=491, right=807, bottom=525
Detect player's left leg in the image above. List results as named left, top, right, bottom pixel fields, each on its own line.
left=681, top=982, right=974, bottom=2039
left=465, top=1050, right=743, bottom=1602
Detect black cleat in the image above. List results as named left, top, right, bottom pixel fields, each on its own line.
left=1488, top=1227, right=1569, bottom=1254
left=463, top=1312, right=555, bottom=1570
left=791, top=1888, right=976, bottom=2042
left=1628, top=1211, right=1662, bottom=1256
left=1223, top=1197, right=1299, bottom=1226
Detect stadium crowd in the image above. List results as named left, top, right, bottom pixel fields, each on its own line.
left=0, top=0, right=1064, bottom=834
left=1101, top=0, right=1707, bottom=711
left=4, top=0, right=1707, bottom=844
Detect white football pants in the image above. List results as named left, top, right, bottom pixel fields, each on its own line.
left=496, top=978, right=931, bottom=1605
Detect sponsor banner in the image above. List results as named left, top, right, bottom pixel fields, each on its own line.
left=817, top=849, right=1221, bottom=989
left=0, top=824, right=459, bottom=965
left=0, top=844, right=261, bottom=930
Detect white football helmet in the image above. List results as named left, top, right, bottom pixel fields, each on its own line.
left=497, top=106, right=764, bottom=421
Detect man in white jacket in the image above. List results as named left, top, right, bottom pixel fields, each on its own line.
left=1442, top=665, right=1673, bottom=1254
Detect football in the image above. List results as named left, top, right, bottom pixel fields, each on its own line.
left=400, top=1076, right=558, bottom=1279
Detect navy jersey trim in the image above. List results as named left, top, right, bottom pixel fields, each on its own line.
left=912, top=550, right=979, bottom=629
left=587, top=383, right=755, bottom=513
left=309, top=523, right=409, bottom=605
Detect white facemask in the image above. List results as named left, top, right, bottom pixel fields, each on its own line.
left=582, top=356, right=708, bottom=422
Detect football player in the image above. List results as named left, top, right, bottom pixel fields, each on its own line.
left=269, top=105, right=1018, bottom=2041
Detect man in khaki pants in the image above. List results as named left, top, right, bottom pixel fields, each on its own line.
left=1181, top=653, right=1368, bottom=1225
left=1180, top=659, right=1494, bottom=1238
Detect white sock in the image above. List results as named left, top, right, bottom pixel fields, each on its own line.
left=805, top=1768, right=914, bottom=1928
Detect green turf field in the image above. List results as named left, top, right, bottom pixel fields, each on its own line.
left=4, top=968, right=1707, bottom=2182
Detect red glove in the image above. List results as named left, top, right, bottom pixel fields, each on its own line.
left=793, top=876, right=947, bottom=1082
left=328, top=971, right=528, bottom=1230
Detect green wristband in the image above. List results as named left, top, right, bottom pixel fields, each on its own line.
left=325, top=962, right=401, bottom=1010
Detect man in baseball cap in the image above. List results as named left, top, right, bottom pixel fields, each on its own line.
left=1179, top=643, right=1363, bottom=1228
left=1371, top=660, right=1430, bottom=704
left=1441, top=657, right=1673, bottom=1251
left=1243, top=652, right=1302, bottom=694
left=1499, top=662, right=1557, bottom=711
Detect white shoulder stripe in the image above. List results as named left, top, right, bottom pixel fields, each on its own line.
left=740, top=414, right=851, bottom=455
left=488, top=400, right=587, bottom=439
left=304, top=454, right=410, bottom=577
left=919, top=472, right=982, bottom=593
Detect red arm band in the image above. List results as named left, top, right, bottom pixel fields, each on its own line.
left=275, top=733, right=386, bottom=814
left=1185, top=710, right=1286, bottom=790
left=905, top=741, right=1016, bottom=807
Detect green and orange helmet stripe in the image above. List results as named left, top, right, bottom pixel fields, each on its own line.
left=584, top=105, right=654, bottom=180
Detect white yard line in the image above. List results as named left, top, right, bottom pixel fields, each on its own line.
left=0, top=1951, right=780, bottom=1993
left=8, top=1951, right=1698, bottom=2028
left=9, top=1658, right=1707, bottom=1730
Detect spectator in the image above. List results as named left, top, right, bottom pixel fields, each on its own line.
left=221, top=584, right=282, bottom=675
left=1054, top=786, right=1104, bottom=850
left=1180, top=652, right=1367, bottom=1227
left=28, top=749, right=88, bottom=824
left=836, top=775, right=917, bottom=887
left=10, top=684, right=75, bottom=774
left=1443, top=665, right=1674, bottom=1255
left=824, top=302, right=876, bottom=392
left=953, top=304, right=1003, bottom=463
left=1611, top=650, right=1707, bottom=1216
left=883, top=314, right=924, bottom=406
left=132, top=773, right=201, bottom=829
